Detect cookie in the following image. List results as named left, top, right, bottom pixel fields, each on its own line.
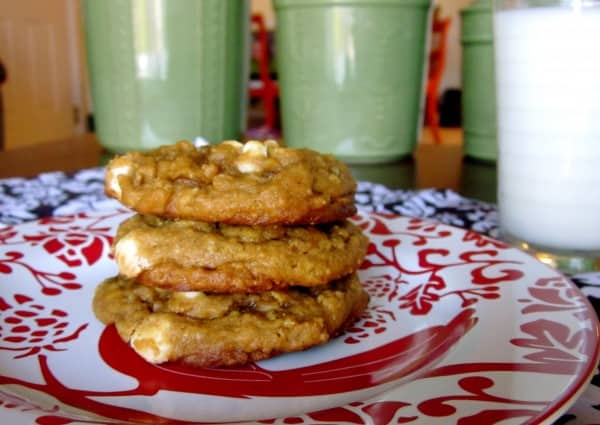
left=113, top=214, right=368, bottom=293
left=105, top=140, right=357, bottom=225
left=93, top=273, right=369, bottom=368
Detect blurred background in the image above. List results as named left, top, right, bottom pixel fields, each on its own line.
left=0, top=0, right=470, bottom=151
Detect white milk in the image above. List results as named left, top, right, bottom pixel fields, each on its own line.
left=495, top=5, right=600, bottom=251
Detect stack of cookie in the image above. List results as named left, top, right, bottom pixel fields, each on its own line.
left=93, top=140, right=369, bottom=368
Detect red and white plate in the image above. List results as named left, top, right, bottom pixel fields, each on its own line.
left=0, top=211, right=598, bottom=424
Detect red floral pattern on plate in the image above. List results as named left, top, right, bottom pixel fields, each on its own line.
left=0, top=293, right=86, bottom=358
left=0, top=211, right=597, bottom=424
left=22, top=214, right=116, bottom=267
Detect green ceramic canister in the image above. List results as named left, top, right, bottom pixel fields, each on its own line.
left=274, top=0, right=432, bottom=163
left=461, top=0, right=497, bottom=161
left=82, top=0, right=249, bottom=153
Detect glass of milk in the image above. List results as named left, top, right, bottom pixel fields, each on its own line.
left=494, top=0, right=600, bottom=273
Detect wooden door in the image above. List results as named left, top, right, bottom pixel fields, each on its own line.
left=0, top=0, right=86, bottom=150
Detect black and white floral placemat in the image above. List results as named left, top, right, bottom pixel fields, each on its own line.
left=1, top=168, right=599, bottom=424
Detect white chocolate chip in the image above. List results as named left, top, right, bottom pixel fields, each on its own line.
left=107, top=165, right=131, bottom=198
left=131, top=321, right=172, bottom=363
left=242, top=140, right=268, bottom=157
left=236, top=161, right=261, bottom=174
left=222, top=140, right=244, bottom=150
left=180, top=291, right=202, bottom=299
left=235, top=140, right=271, bottom=173
left=193, top=137, right=210, bottom=147
left=114, top=237, right=149, bottom=277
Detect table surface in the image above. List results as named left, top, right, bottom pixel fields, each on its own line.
left=0, top=129, right=498, bottom=204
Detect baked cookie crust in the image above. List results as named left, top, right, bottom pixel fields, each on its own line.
left=105, top=140, right=357, bottom=225
left=113, top=214, right=368, bottom=293
left=93, top=273, right=369, bottom=368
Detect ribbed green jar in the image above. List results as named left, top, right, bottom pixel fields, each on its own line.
left=461, top=0, right=497, bottom=161
left=83, top=0, right=249, bottom=153
left=274, top=0, right=432, bottom=163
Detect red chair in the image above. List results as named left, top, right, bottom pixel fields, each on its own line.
left=424, top=9, right=451, bottom=144
left=248, top=14, right=280, bottom=138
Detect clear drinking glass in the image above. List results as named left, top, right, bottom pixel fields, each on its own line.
left=494, top=0, right=600, bottom=273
